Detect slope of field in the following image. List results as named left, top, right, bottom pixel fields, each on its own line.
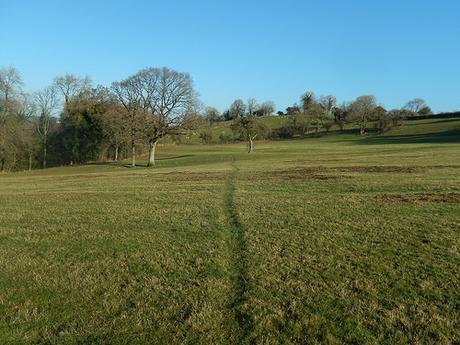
left=0, top=118, right=459, bottom=344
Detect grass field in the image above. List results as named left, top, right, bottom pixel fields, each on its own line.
left=1, top=118, right=459, bottom=344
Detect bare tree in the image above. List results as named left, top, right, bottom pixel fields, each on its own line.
left=403, top=98, right=427, bottom=114
left=111, top=75, right=147, bottom=167
left=247, top=98, right=258, bottom=116
left=0, top=66, right=23, bottom=104
left=35, top=86, right=59, bottom=168
left=349, top=95, right=377, bottom=135
left=258, top=101, right=275, bottom=116
left=54, top=74, right=92, bottom=105
left=319, top=95, right=337, bottom=115
left=16, top=93, right=38, bottom=170
left=205, top=106, right=220, bottom=123
left=142, top=67, right=197, bottom=167
left=229, top=99, right=246, bottom=119
left=0, top=67, right=23, bottom=171
left=101, top=102, right=127, bottom=161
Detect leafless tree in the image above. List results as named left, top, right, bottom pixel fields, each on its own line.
left=229, top=99, right=246, bottom=119
left=349, top=95, right=377, bottom=135
left=141, top=67, right=197, bottom=167
left=0, top=66, right=23, bottom=104
left=319, top=95, right=337, bottom=115
left=35, top=86, right=59, bottom=168
left=101, top=102, right=127, bottom=161
left=205, top=106, right=220, bottom=123
left=111, top=75, right=148, bottom=167
left=54, top=74, right=92, bottom=105
left=247, top=98, right=258, bottom=116
left=403, top=98, right=427, bottom=114
left=0, top=67, right=23, bottom=171
left=259, top=101, right=275, bottom=116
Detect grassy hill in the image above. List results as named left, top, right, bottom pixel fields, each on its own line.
left=0, top=118, right=459, bottom=344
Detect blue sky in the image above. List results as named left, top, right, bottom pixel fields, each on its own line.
left=1, top=0, right=459, bottom=112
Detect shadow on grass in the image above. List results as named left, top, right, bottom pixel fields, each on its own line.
left=405, top=118, right=460, bottom=126
left=356, top=129, right=460, bottom=145
left=90, top=154, right=196, bottom=168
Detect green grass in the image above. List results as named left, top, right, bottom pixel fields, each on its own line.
left=1, top=118, right=459, bottom=344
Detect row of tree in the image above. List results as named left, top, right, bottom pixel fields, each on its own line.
left=199, top=93, right=433, bottom=150
left=0, top=66, right=199, bottom=171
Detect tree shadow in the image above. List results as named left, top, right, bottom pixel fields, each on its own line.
left=356, top=129, right=460, bottom=145
left=90, top=154, right=196, bottom=168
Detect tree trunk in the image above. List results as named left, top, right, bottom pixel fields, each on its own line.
left=248, top=138, right=253, bottom=153
left=147, top=140, right=158, bottom=167
left=360, top=116, right=367, bottom=135
left=42, top=137, right=47, bottom=169
left=131, top=143, right=136, bottom=167
left=114, top=144, right=119, bottom=161
left=28, top=152, right=33, bottom=171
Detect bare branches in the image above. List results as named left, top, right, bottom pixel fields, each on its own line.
left=54, top=74, right=92, bottom=104
left=0, top=66, right=23, bottom=103
left=34, top=86, right=59, bottom=168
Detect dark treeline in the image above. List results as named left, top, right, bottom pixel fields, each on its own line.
left=0, top=65, right=438, bottom=171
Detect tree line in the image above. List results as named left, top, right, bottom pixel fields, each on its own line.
left=0, top=65, right=433, bottom=171
left=0, top=66, right=199, bottom=171
left=199, top=92, right=432, bottom=151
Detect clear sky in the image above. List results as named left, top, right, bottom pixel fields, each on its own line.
left=1, top=0, right=459, bottom=113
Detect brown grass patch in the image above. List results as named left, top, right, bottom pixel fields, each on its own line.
left=252, top=167, right=346, bottom=181
left=334, top=166, right=424, bottom=173
left=378, top=192, right=460, bottom=204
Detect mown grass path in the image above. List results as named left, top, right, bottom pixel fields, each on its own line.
left=224, top=159, right=254, bottom=344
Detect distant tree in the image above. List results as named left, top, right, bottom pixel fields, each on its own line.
left=0, top=66, right=23, bottom=105
left=388, top=109, right=403, bottom=127
left=277, top=111, right=284, bottom=116
left=205, top=106, right=221, bottom=123
left=231, top=114, right=268, bottom=153
left=372, top=106, right=387, bottom=120
left=54, top=74, right=92, bottom=105
left=247, top=98, right=258, bottom=116
left=258, top=101, right=275, bottom=116
left=319, top=95, right=337, bottom=115
left=290, top=112, right=311, bottom=136
left=229, top=99, right=246, bottom=119
left=222, top=109, right=231, bottom=121
left=332, top=104, right=349, bottom=131
left=305, top=103, right=329, bottom=133
left=349, top=95, right=377, bottom=135
left=286, top=105, right=300, bottom=115
left=301, top=91, right=317, bottom=112
left=403, top=98, right=429, bottom=115
left=373, top=107, right=392, bottom=133
left=35, top=86, right=59, bottom=168
left=418, top=106, right=432, bottom=116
